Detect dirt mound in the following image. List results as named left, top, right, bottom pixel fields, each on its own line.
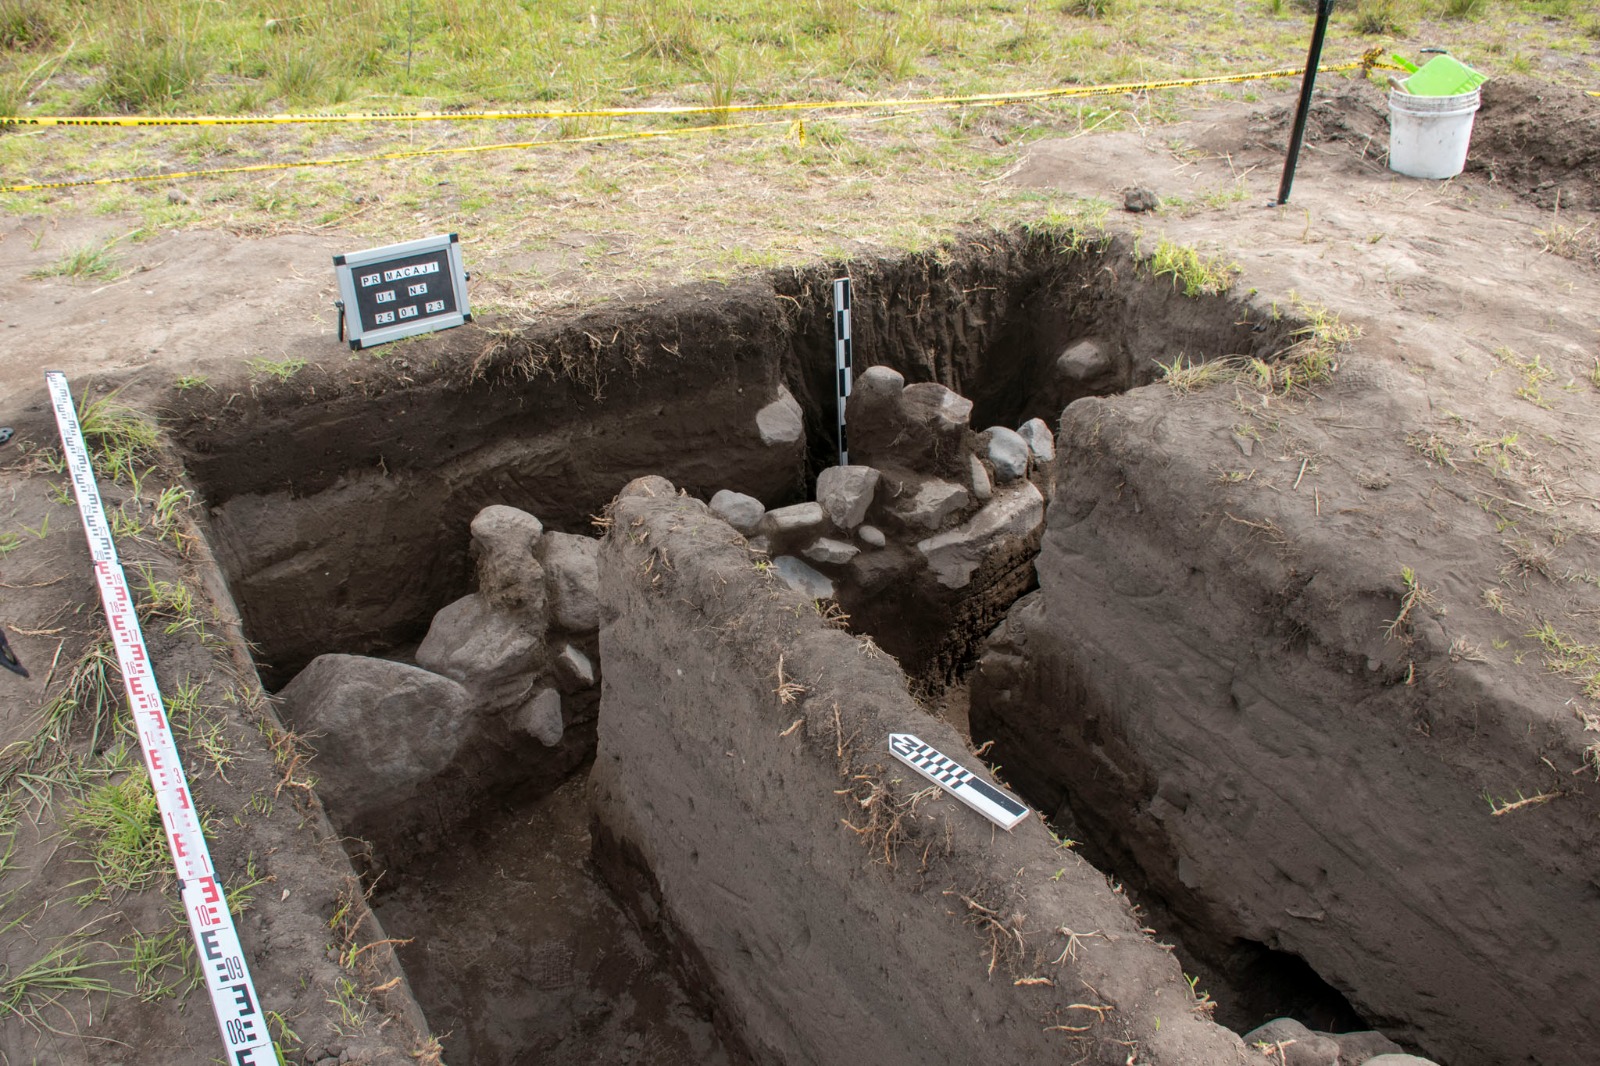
left=1467, top=76, right=1600, bottom=211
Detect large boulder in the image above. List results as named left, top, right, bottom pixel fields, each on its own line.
left=540, top=532, right=601, bottom=633
left=770, top=555, right=834, bottom=599
left=275, top=654, right=471, bottom=823
left=916, top=481, right=1044, bottom=589
left=710, top=489, right=765, bottom=534
left=417, top=593, right=544, bottom=705
left=846, top=372, right=972, bottom=479
left=470, top=505, right=546, bottom=613
left=1241, top=1019, right=1339, bottom=1066
left=515, top=687, right=565, bottom=747
left=760, top=502, right=828, bottom=544
left=883, top=475, right=969, bottom=532
left=756, top=386, right=805, bottom=446
left=984, top=426, right=1031, bottom=483
left=816, top=465, right=880, bottom=530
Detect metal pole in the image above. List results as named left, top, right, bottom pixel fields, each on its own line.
left=1275, top=0, right=1337, bottom=206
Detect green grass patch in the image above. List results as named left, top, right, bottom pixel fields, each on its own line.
left=1142, top=236, right=1239, bottom=297
left=27, top=240, right=124, bottom=281
left=64, top=770, right=168, bottom=904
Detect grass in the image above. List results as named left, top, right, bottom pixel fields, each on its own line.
left=26, top=239, right=124, bottom=281
left=0, top=921, right=124, bottom=1027
left=63, top=771, right=169, bottom=904
left=1142, top=236, right=1238, bottom=297
left=248, top=356, right=307, bottom=381
left=77, top=389, right=160, bottom=486
left=131, top=563, right=206, bottom=637
left=1, top=640, right=123, bottom=779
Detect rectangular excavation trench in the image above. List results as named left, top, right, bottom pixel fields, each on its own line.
left=169, top=230, right=1341, bottom=1065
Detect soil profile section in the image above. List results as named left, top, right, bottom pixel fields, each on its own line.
left=589, top=479, right=1249, bottom=1066
left=169, top=230, right=1297, bottom=688
left=970, top=387, right=1600, bottom=1066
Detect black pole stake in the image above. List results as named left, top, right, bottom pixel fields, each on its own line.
left=1275, top=0, right=1337, bottom=206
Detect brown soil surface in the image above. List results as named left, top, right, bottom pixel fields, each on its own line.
left=1, top=74, right=1596, bottom=1064
left=372, top=775, right=733, bottom=1066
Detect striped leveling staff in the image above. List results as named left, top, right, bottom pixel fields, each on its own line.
left=888, top=733, right=1030, bottom=831
left=833, top=277, right=853, bottom=466
left=47, top=373, right=273, bottom=1066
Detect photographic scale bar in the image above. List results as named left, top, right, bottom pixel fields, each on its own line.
left=888, top=733, right=1030, bottom=831
left=47, top=372, right=274, bottom=1066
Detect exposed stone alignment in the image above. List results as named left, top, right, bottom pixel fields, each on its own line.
left=276, top=502, right=602, bottom=865
left=717, top=368, right=1052, bottom=620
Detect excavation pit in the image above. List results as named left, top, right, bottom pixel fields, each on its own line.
left=167, top=231, right=1387, bottom=1065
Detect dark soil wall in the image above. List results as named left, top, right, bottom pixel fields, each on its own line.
left=167, top=230, right=1298, bottom=689
left=590, top=482, right=1251, bottom=1066
left=969, top=385, right=1600, bottom=1066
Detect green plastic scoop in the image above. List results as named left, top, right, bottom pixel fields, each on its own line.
left=1393, top=53, right=1489, bottom=96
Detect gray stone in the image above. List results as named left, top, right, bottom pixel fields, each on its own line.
left=710, top=489, right=765, bottom=533
left=1056, top=338, right=1112, bottom=382
left=851, top=365, right=904, bottom=402
left=771, top=555, right=834, bottom=600
left=917, top=481, right=1044, bottom=589
left=619, top=474, right=676, bottom=499
left=553, top=643, right=596, bottom=691
left=1124, top=185, right=1160, bottom=212
left=517, top=687, right=565, bottom=747
left=846, top=370, right=971, bottom=479
left=1017, top=418, right=1056, bottom=464
left=1361, top=1058, right=1440, bottom=1066
left=857, top=524, right=886, bottom=548
left=417, top=593, right=543, bottom=704
left=889, top=477, right=970, bottom=531
left=540, top=532, right=601, bottom=633
left=803, top=537, right=860, bottom=566
left=275, top=654, right=470, bottom=821
left=816, top=465, right=879, bottom=530
left=969, top=454, right=992, bottom=502
left=1241, top=1019, right=1340, bottom=1066
left=470, top=505, right=545, bottom=613
left=761, top=501, right=827, bottom=540
left=1333, top=1032, right=1406, bottom=1064
left=756, top=386, right=804, bottom=446
left=985, top=426, right=1031, bottom=482
left=901, top=382, right=972, bottom=433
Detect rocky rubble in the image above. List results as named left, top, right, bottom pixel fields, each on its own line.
left=275, top=504, right=602, bottom=862
left=705, top=368, right=1052, bottom=612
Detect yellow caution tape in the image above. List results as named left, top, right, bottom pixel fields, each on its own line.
left=1, top=55, right=1398, bottom=194
left=0, top=117, right=795, bottom=193
left=0, top=59, right=1381, bottom=129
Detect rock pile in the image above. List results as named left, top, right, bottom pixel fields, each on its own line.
left=708, top=367, right=1052, bottom=603
left=1241, top=1018, right=1437, bottom=1066
left=275, top=504, right=601, bottom=858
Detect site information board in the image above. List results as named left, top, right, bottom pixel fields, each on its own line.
left=334, top=233, right=471, bottom=349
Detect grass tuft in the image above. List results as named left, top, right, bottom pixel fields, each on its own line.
left=64, top=770, right=168, bottom=904
left=27, top=240, right=124, bottom=281
left=1143, top=237, right=1238, bottom=297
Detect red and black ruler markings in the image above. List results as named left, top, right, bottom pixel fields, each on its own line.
left=47, top=372, right=274, bottom=1065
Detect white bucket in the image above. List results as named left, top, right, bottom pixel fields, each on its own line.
left=1388, top=88, right=1481, bottom=180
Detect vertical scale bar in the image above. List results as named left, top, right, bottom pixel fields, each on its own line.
left=832, top=277, right=853, bottom=467
left=45, top=373, right=274, bottom=1066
